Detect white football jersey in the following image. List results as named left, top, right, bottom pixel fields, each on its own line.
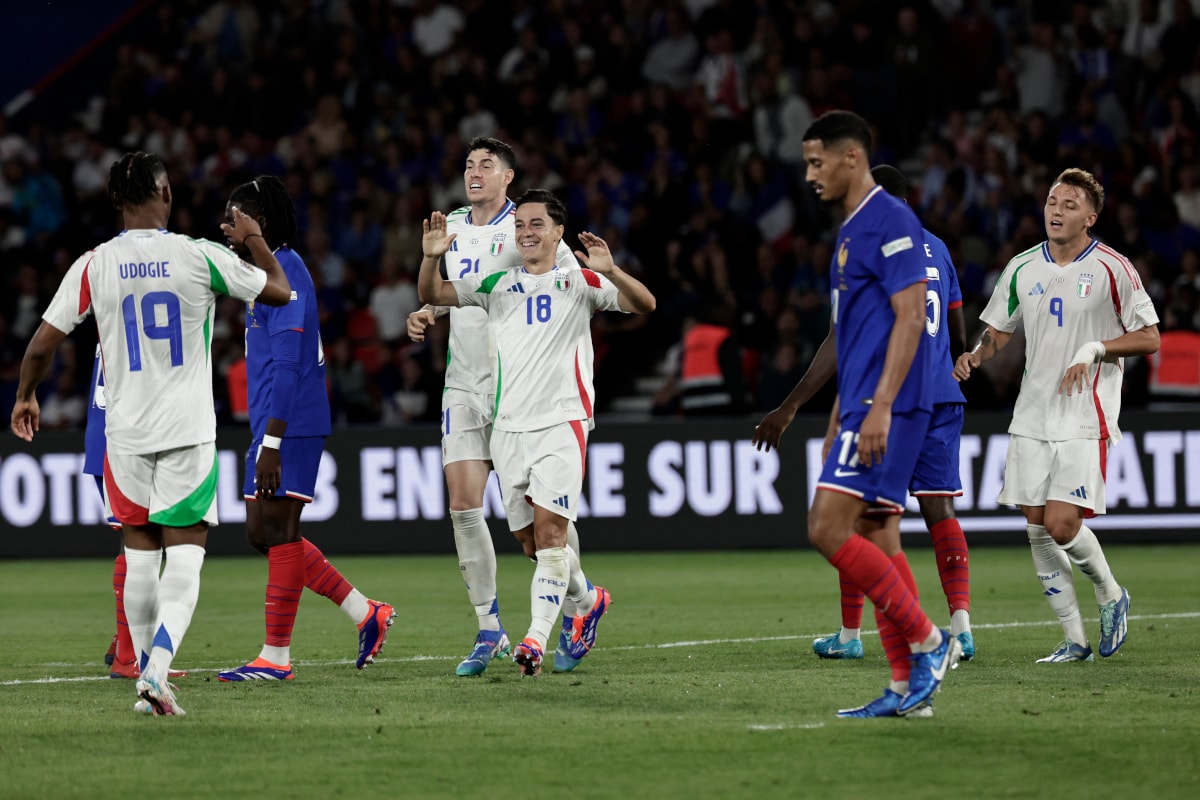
left=442, top=202, right=576, bottom=394
left=980, top=239, right=1158, bottom=444
left=42, top=229, right=268, bottom=455
left=455, top=264, right=624, bottom=432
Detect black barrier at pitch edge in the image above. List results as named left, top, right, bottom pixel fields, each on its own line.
left=1, top=412, right=1199, bottom=558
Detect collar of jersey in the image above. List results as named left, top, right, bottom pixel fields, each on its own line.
left=841, top=185, right=883, bottom=227
left=117, top=228, right=169, bottom=236
left=1041, top=238, right=1098, bottom=263
left=465, top=199, right=516, bottom=226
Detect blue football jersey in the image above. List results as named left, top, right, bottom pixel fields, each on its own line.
left=83, top=344, right=106, bottom=477
left=922, top=230, right=966, bottom=406
left=245, top=247, right=331, bottom=437
left=831, top=186, right=932, bottom=415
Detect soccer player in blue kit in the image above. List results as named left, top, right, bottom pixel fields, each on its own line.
left=794, top=112, right=960, bottom=717
left=753, top=165, right=975, bottom=688
left=217, top=177, right=395, bottom=682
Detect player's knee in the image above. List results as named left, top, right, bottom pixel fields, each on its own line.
left=1043, top=516, right=1081, bottom=545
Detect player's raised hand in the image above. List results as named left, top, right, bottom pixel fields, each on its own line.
left=422, top=211, right=456, bottom=258
left=10, top=397, right=41, bottom=442
left=575, top=231, right=616, bottom=274
left=953, top=351, right=981, bottom=382
left=221, top=206, right=264, bottom=246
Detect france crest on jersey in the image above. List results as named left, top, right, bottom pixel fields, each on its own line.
left=831, top=186, right=933, bottom=415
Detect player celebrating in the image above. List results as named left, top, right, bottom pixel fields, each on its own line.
left=955, top=168, right=1158, bottom=663
left=11, top=152, right=292, bottom=715
left=407, top=138, right=592, bottom=675
left=417, top=190, right=655, bottom=676
left=753, top=165, right=975, bottom=668
left=794, top=112, right=960, bottom=717
left=216, top=176, right=395, bottom=682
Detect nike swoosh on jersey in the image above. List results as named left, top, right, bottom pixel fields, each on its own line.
left=834, top=468, right=860, bottom=477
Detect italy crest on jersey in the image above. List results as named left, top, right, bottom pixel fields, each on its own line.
left=553, top=271, right=571, bottom=291
left=1077, top=273, right=1093, bottom=298
left=490, top=233, right=506, bottom=256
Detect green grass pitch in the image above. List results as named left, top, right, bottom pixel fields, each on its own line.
left=2, top=545, right=1198, bottom=799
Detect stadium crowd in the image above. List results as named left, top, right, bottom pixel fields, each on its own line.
left=2, top=0, right=1199, bottom=428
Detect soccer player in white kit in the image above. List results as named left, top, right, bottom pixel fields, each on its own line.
left=417, top=189, right=656, bottom=676
left=955, top=168, right=1160, bottom=663
left=10, top=152, right=292, bottom=714
left=407, top=138, right=589, bottom=675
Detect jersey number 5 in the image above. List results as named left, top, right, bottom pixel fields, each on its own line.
left=925, top=288, right=941, bottom=338
left=122, top=291, right=183, bottom=371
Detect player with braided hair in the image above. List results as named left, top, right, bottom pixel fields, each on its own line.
left=12, top=152, right=291, bottom=715
left=217, top=176, right=395, bottom=683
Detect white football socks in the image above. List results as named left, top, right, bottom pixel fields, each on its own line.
left=566, top=544, right=596, bottom=617
left=122, top=547, right=163, bottom=669
left=1061, top=525, right=1122, bottom=605
left=528, top=547, right=570, bottom=649
left=563, top=522, right=584, bottom=618
left=341, top=588, right=370, bottom=627
left=146, top=543, right=205, bottom=677
left=1027, top=524, right=1088, bottom=645
left=839, top=627, right=861, bottom=644
left=950, top=609, right=971, bottom=637
left=452, top=507, right=500, bottom=631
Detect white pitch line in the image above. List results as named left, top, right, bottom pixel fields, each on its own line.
left=3, top=612, right=1196, bottom=687
left=748, top=722, right=827, bottom=731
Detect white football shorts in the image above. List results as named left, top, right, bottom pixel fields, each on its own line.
left=103, top=442, right=219, bottom=527
left=490, top=420, right=589, bottom=529
left=441, top=387, right=494, bottom=466
left=997, top=435, right=1107, bottom=515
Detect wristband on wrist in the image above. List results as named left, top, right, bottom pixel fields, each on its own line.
left=243, top=233, right=264, bottom=245
left=1070, top=341, right=1106, bottom=366
left=261, top=434, right=282, bottom=450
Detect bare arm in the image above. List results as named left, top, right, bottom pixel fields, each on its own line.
left=416, top=212, right=461, bottom=307
left=948, top=305, right=966, bottom=362
left=575, top=231, right=656, bottom=314
left=857, top=282, right=926, bottom=467
left=1060, top=324, right=1161, bottom=396
left=10, top=321, right=69, bottom=441
left=954, top=323, right=1013, bottom=382
left=221, top=207, right=291, bottom=306
left=872, top=281, right=927, bottom=407
left=752, top=326, right=836, bottom=452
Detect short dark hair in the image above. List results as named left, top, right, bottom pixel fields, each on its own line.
left=515, top=189, right=567, bottom=227
left=466, top=136, right=517, bottom=171
left=107, top=152, right=166, bottom=210
left=803, top=110, right=872, bottom=155
left=228, top=175, right=298, bottom=250
left=871, top=164, right=909, bottom=199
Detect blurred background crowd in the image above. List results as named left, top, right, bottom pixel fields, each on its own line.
left=2, top=0, right=1199, bottom=431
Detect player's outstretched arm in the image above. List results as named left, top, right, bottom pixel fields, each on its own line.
left=417, top=212, right=460, bottom=307
left=575, top=231, right=655, bottom=314
left=222, top=207, right=291, bottom=306
left=10, top=321, right=69, bottom=442
left=954, top=324, right=1011, bottom=382
left=753, top=327, right=837, bottom=452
